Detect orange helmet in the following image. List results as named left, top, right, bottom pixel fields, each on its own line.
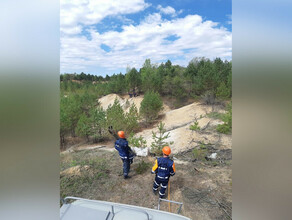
left=162, top=146, right=171, bottom=155
left=118, top=131, right=125, bottom=139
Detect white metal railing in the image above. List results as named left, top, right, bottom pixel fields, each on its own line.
left=62, top=196, right=150, bottom=220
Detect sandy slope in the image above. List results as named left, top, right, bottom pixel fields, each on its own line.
left=96, top=93, right=231, bottom=154
left=98, top=93, right=170, bottom=113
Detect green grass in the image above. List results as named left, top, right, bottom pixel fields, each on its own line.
left=60, top=151, right=109, bottom=198
left=135, top=160, right=151, bottom=174
left=206, top=112, right=224, bottom=120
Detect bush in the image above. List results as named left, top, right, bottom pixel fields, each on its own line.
left=189, top=120, right=200, bottom=131
left=128, top=133, right=147, bottom=148
left=135, top=160, right=151, bottom=174
left=140, top=91, right=163, bottom=123
left=201, top=90, right=216, bottom=105
left=217, top=102, right=232, bottom=134
left=192, top=146, right=208, bottom=161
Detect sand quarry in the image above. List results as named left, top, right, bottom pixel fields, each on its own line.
left=94, top=93, right=231, bottom=154
left=61, top=94, right=232, bottom=219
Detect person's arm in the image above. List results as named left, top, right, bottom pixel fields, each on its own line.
left=151, top=159, right=158, bottom=174
left=170, top=161, right=176, bottom=176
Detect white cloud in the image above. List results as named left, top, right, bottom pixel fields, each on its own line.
left=61, top=12, right=232, bottom=74
left=60, top=0, right=150, bottom=34
left=157, top=5, right=176, bottom=17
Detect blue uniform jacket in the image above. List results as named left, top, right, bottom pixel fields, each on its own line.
left=152, top=157, right=176, bottom=180
left=115, top=138, right=134, bottom=160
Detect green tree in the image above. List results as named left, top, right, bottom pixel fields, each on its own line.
left=151, top=122, right=174, bottom=155
left=75, top=113, right=91, bottom=141
left=140, top=59, right=160, bottom=92
left=128, top=133, right=147, bottom=148
left=125, top=103, right=140, bottom=133
left=106, top=98, right=126, bottom=132
left=140, top=91, right=163, bottom=123
left=62, top=94, right=83, bottom=137
left=125, top=68, right=141, bottom=94
left=172, top=75, right=187, bottom=106
left=90, top=107, right=106, bottom=142
left=216, top=82, right=230, bottom=100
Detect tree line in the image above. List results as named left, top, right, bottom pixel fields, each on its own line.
left=60, top=57, right=232, bottom=148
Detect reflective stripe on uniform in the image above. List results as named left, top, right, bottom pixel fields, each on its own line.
left=159, top=191, right=165, bottom=196
left=161, top=184, right=167, bottom=188
left=157, top=175, right=168, bottom=179
left=154, top=180, right=159, bottom=186
left=158, top=166, right=167, bottom=170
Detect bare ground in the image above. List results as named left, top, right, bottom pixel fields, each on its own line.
left=60, top=145, right=231, bottom=220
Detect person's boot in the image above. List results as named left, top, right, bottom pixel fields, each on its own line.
left=124, top=175, right=131, bottom=179
left=153, top=189, right=158, bottom=195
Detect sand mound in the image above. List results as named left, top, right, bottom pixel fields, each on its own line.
left=98, top=93, right=170, bottom=113
left=133, top=102, right=231, bottom=154
left=98, top=94, right=231, bottom=153
left=98, top=94, right=125, bottom=110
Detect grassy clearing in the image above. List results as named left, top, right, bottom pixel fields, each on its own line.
left=60, top=150, right=111, bottom=198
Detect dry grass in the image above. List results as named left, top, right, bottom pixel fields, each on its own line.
left=60, top=147, right=232, bottom=219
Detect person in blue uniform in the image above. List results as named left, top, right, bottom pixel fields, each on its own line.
left=114, top=131, right=134, bottom=179
left=151, top=146, right=176, bottom=198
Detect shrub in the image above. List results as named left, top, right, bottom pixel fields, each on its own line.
left=135, top=160, right=151, bottom=174
left=201, top=90, right=216, bottom=105
left=217, top=102, right=232, bottom=134
left=128, top=133, right=147, bottom=148
left=190, top=120, right=200, bottom=131
left=192, top=147, right=208, bottom=161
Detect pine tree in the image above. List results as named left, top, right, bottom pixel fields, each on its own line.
left=151, top=122, right=174, bottom=155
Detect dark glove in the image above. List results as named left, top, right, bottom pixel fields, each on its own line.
left=170, top=172, right=175, bottom=176
left=130, top=159, right=133, bottom=164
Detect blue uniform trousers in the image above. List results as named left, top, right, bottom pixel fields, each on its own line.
left=153, top=176, right=169, bottom=198
left=122, top=159, right=130, bottom=177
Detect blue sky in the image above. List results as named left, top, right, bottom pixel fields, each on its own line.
left=60, top=0, right=232, bottom=76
